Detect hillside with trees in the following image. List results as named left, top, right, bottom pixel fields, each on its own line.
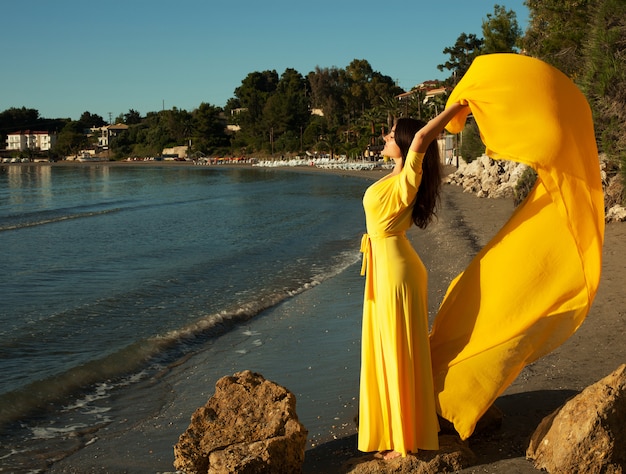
left=1, top=1, right=624, bottom=201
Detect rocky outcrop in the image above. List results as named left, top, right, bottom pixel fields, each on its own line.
left=447, top=154, right=626, bottom=222
left=173, top=370, right=307, bottom=474
left=527, top=364, right=626, bottom=473
left=446, top=154, right=528, bottom=199
left=343, top=435, right=477, bottom=474
left=604, top=172, right=626, bottom=222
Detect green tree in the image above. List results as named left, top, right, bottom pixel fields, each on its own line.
left=0, top=107, right=41, bottom=131
left=307, top=66, right=348, bottom=128
left=124, top=109, right=142, bottom=125
left=438, top=33, right=484, bottom=84
left=316, top=126, right=342, bottom=159
left=580, top=0, right=626, bottom=198
left=263, top=68, right=310, bottom=146
left=78, top=111, right=106, bottom=129
left=0, top=107, right=44, bottom=145
left=54, top=121, right=88, bottom=155
left=460, top=120, right=485, bottom=163
left=481, top=4, right=522, bottom=53
left=235, top=71, right=279, bottom=124
left=141, top=111, right=176, bottom=155
left=192, top=102, right=229, bottom=154
left=344, top=59, right=375, bottom=118
left=523, top=0, right=594, bottom=77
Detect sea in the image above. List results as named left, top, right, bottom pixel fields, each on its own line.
left=0, top=163, right=371, bottom=472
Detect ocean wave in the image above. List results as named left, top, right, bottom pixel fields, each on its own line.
left=0, top=207, right=123, bottom=232
left=0, top=249, right=361, bottom=431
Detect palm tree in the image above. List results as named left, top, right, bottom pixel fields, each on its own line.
left=316, top=127, right=342, bottom=159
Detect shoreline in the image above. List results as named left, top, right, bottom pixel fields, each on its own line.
left=15, top=160, right=626, bottom=472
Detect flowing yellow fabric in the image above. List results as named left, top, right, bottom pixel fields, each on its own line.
left=430, top=53, right=605, bottom=440
left=358, top=150, right=440, bottom=456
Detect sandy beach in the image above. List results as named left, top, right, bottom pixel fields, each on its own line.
left=26, top=160, right=624, bottom=473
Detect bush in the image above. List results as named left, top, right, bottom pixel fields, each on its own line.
left=460, top=120, right=485, bottom=163
left=514, top=166, right=538, bottom=206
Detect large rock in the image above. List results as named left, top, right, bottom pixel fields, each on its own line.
left=173, top=370, right=308, bottom=473
left=527, top=364, right=626, bottom=473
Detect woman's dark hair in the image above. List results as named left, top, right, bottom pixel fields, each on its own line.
left=393, top=117, right=443, bottom=229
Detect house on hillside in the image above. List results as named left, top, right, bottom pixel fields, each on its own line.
left=91, top=123, right=129, bottom=149
left=396, top=80, right=449, bottom=109
left=6, top=130, right=57, bottom=151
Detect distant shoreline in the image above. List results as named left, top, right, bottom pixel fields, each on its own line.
left=1, top=158, right=398, bottom=181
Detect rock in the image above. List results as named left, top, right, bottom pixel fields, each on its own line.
left=606, top=205, right=626, bottom=223
left=448, top=154, right=626, bottom=223
left=446, top=155, right=529, bottom=200
left=341, top=406, right=505, bottom=474
left=173, top=370, right=308, bottom=474
left=526, top=364, right=626, bottom=473
left=343, top=435, right=476, bottom=473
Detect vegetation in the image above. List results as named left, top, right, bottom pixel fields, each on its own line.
left=523, top=0, right=626, bottom=203
left=460, top=120, right=485, bottom=163
left=514, top=167, right=539, bottom=206
left=2, top=2, right=625, bottom=199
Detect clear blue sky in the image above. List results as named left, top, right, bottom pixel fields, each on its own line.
left=1, top=0, right=528, bottom=121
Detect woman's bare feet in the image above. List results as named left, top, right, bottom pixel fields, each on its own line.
left=383, top=450, right=401, bottom=460
left=374, top=450, right=402, bottom=460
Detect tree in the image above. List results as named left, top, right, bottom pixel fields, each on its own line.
left=307, top=66, right=345, bottom=128
left=54, top=121, right=88, bottom=156
left=460, top=119, right=485, bottom=163
left=316, top=126, right=342, bottom=159
left=344, top=59, right=375, bottom=117
left=523, top=0, right=594, bottom=77
left=481, top=4, right=522, bottom=53
left=124, top=109, right=142, bottom=125
left=263, top=68, right=310, bottom=142
left=78, top=111, right=106, bottom=129
left=438, top=33, right=484, bottom=84
left=580, top=0, right=626, bottom=197
left=0, top=107, right=45, bottom=149
left=192, top=102, right=229, bottom=154
left=235, top=70, right=279, bottom=124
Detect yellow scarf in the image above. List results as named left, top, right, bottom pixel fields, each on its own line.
left=430, top=53, right=605, bottom=440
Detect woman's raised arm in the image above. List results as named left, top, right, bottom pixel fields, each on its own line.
left=410, top=102, right=467, bottom=154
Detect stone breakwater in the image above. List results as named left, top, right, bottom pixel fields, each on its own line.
left=446, top=154, right=626, bottom=222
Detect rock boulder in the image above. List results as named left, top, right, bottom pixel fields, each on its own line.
left=527, top=364, right=626, bottom=473
left=173, top=370, right=307, bottom=473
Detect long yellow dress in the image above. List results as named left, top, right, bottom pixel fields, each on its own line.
left=358, top=150, right=440, bottom=456
left=430, top=54, right=605, bottom=440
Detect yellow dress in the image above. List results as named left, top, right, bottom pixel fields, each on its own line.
left=430, top=54, right=605, bottom=440
left=358, top=150, right=440, bottom=456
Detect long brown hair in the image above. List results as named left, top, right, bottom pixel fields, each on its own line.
left=394, top=117, right=443, bottom=229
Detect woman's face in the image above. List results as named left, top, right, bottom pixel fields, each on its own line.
left=382, top=126, right=402, bottom=159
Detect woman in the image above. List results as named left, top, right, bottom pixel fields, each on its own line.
left=358, top=103, right=466, bottom=459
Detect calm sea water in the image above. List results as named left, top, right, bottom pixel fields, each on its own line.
left=0, top=163, right=368, bottom=471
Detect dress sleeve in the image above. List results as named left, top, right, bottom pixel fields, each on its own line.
left=398, top=150, right=425, bottom=206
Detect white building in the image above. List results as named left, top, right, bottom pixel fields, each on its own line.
left=91, top=123, right=129, bottom=148
left=6, top=130, right=57, bottom=151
